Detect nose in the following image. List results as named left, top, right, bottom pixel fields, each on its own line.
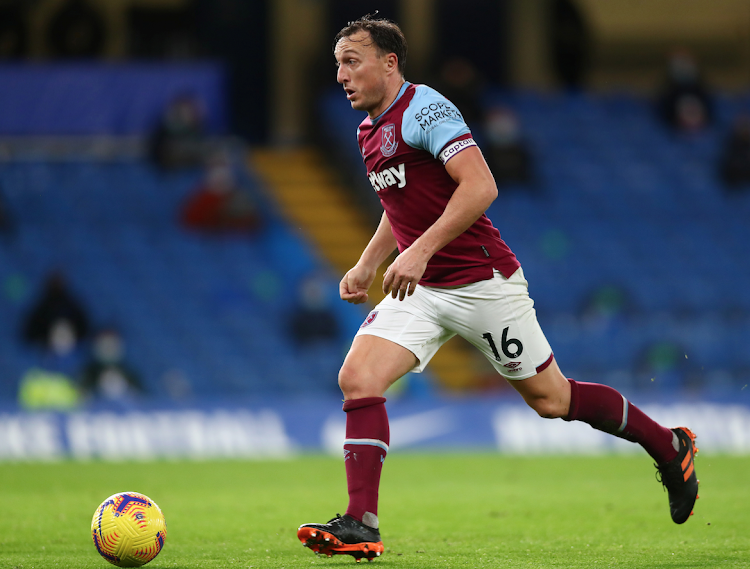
left=337, top=64, right=347, bottom=85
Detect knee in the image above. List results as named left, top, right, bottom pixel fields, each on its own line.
left=338, top=361, right=373, bottom=400
left=514, top=363, right=571, bottom=419
left=338, top=361, right=394, bottom=400
left=337, top=362, right=355, bottom=398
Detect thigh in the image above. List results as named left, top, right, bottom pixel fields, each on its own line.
left=339, top=334, right=419, bottom=399
left=355, top=289, right=455, bottom=373
left=435, top=269, right=553, bottom=380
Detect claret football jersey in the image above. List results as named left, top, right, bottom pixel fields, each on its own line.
left=356, top=82, right=520, bottom=286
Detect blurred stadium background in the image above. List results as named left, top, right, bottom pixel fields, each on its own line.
left=1, top=0, right=750, bottom=460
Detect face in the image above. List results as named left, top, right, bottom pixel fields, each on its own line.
left=335, top=31, right=394, bottom=117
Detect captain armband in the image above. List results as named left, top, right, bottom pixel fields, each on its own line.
left=438, top=138, right=477, bottom=165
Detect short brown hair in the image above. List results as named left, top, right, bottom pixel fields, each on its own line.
left=333, top=14, right=408, bottom=76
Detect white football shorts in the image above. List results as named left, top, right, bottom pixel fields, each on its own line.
left=355, top=268, right=553, bottom=380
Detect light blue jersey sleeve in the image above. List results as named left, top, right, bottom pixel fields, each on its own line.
left=401, top=85, right=472, bottom=159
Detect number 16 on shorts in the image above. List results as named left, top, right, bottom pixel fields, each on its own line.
left=482, top=327, right=524, bottom=361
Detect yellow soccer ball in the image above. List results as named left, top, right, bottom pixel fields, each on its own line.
left=91, top=492, right=167, bottom=567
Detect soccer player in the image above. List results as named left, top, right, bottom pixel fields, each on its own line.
left=297, top=15, right=699, bottom=562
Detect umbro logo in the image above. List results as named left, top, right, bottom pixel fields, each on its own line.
left=504, top=362, right=522, bottom=372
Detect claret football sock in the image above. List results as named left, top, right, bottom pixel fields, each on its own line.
left=565, top=379, right=678, bottom=464
left=342, top=397, right=389, bottom=528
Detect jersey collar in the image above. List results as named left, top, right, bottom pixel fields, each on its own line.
left=371, top=82, right=410, bottom=124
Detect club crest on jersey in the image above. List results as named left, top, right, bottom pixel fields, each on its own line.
left=361, top=311, right=378, bottom=328
left=380, top=124, right=398, bottom=157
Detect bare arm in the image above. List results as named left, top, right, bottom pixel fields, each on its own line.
left=340, top=212, right=398, bottom=304
left=383, top=146, right=498, bottom=300
left=357, top=211, right=398, bottom=271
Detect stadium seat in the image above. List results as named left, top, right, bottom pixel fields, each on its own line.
left=318, top=87, right=750, bottom=394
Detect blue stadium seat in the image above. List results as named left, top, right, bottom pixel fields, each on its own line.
left=0, top=157, right=361, bottom=400
left=3, top=87, right=749, bottom=399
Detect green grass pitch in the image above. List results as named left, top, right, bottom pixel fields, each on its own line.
left=0, top=454, right=747, bottom=568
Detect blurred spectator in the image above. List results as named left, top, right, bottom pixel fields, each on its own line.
left=581, top=284, right=631, bottom=324
left=655, top=48, right=714, bottom=133
left=21, top=270, right=89, bottom=349
left=181, top=154, right=261, bottom=232
left=718, top=114, right=750, bottom=189
left=18, top=367, right=79, bottom=410
left=288, top=274, right=340, bottom=346
left=149, top=94, right=207, bottom=170
left=79, top=328, right=143, bottom=401
left=484, top=106, right=534, bottom=187
left=18, top=318, right=84, bottom=411
left=436, top=56, right=483, bottom=130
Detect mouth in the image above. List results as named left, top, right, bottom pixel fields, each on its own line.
left=344, top=88, right=355, bottom=100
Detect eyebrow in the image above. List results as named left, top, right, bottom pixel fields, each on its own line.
left=335, top=47, right=360, bottom=59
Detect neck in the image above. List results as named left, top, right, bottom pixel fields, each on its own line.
left=368, top=78, right=406, bottom=119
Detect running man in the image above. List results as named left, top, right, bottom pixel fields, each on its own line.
left=297, top=15, right=699, bottom=562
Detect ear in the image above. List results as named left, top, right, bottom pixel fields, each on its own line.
left=384, top=52, right=399, bottom=75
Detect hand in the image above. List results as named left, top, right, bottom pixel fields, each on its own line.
left=340, top=264, right=376, bottom=304
left=382, top=247, right=428, bottom=301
